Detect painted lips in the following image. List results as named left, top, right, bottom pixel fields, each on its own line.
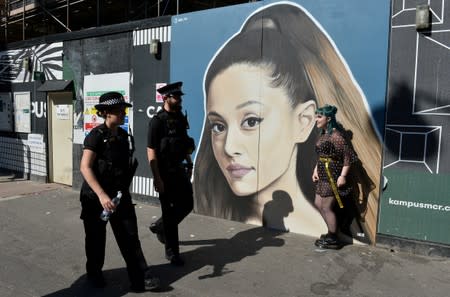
left=226, top=163, right=253, bottom=179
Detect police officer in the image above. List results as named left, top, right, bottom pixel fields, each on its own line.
left=80, top=91, right=160, bottom=291
left=147, top=82, right=195, bottom=266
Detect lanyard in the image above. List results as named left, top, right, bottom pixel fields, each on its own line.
left=319, top=157, right=344, bottom=208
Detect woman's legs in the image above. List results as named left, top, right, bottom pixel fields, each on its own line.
left=83, top=218, right=107, bottom=287
left=314, top=194, right=337, bottom=234
left=110, top=215, right=148, bottom=289
left=314, top=194, right=342, bottom=249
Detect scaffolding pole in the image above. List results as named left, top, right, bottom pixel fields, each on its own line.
left=37, top=0, right=71, bottom=32
left=22, top=0, right=24, bottom=40
left=3, top=0, right=8, bottom=43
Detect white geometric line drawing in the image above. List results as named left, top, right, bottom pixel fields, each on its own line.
left=416, top=104, right=450, bottom=113
left=392, top=0, right=445, bottom=28
left=383, top=125, right=442, bottom=173
left=413, top=30, right=450, bottom=115
left=423, top=31, right=450, bottom=49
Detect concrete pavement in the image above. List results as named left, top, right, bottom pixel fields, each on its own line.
left=0, top=179, right=449, bottom=297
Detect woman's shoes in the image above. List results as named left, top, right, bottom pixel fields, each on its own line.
left=314, top=233, right=343, bottom=250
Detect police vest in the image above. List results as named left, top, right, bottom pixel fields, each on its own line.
left=93, top=126, right=135, bottom=194
left=154, top=110, right=195, bottom=166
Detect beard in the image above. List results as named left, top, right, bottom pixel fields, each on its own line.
left=169, top=101, right=182, bottom=111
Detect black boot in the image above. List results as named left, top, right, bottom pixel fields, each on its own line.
left=315, top=233, right=343, bottom=250
left=87, top=272, right=106, bottom=288
left=149, top=219, right=166, bottom=244
left=165, top=249, right=184, bottom=266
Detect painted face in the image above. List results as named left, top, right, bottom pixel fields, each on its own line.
left=315, top=113, right=329, bottom=130
left=207, top=64, right=298, bottom=196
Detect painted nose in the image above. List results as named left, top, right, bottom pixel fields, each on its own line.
left=224, top=126, right=243, bottom=157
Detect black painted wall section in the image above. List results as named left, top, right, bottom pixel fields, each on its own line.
left=66, top=32, right=132, bottom=191
left=385, top=6, right=450, bottom=174
left=66, top=32, right=170, bottom=192
left=131, top=42, right=170, bottom=180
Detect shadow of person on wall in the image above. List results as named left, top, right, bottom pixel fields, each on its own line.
left=337, top=158, right=375, bottom=245
left=334, top=128, right=376, bottom=244
left=262, top=190, right=294, bottom=232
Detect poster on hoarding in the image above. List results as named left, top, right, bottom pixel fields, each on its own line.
left=14, top=91, right=31, bottom=133
left=155, top=83, right=166, bottom=103
left=83, top=72, right=131, bottom=136
left=27, top=133, right=45, bottom=154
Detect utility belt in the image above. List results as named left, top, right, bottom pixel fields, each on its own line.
left=319, top=156, right=344, bottom=208
left=168, top=163, right=185, bottom=172
left=160, top=154, right=185, bottom=174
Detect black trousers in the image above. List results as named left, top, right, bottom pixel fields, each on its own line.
left=159, top=169, right=193, bottom=257
left=83, top=212, right=148, bottom=287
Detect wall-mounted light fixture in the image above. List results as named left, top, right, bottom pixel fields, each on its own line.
left=416, top=4, right=430, bottom=31
left=150, top=39, right=160, bottom=55
left=22, top=57, right=31, bottom=72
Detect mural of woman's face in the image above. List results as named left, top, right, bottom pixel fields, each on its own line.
left=207, top=64, right=310, bottom=196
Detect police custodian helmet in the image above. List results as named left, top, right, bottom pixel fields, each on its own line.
left=95, top=91, right=132, bottom=111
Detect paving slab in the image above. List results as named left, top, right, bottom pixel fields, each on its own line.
left=0, top=182, right=449, bottom=297
left=0, top=180, right=67, bottom=199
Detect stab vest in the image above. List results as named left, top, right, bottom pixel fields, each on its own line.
left=83, top=125, right=135, bottom=197
left=154, top=110, right=195, bottom=168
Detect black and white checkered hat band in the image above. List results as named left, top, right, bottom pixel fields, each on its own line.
left=101, top=98, right=124, bottom=105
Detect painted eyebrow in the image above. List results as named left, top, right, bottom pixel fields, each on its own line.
left=236, top=100, right=263, bottom=109
left=207, top=100, right=263, bottom=118
left=207, top=111, right=223, bottom=118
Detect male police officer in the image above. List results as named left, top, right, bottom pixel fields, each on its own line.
left=147, top=82, right=195, bottom=266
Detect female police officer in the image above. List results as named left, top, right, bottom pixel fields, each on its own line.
left=80, top=91, right=160, bottom=291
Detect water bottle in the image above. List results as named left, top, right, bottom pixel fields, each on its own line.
left=100, top=191, right=122, bottom=221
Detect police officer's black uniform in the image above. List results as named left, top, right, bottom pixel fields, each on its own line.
left=147, top=83, right=194, bottom=265
left=80, top=92, right=158, bottom=292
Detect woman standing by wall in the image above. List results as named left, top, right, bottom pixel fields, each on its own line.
left=194, top=2, right=381, bottom=243
left=313, top=104, right=358, bottom=249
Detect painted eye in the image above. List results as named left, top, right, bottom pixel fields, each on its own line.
left=242, top=116, right=263, bottom=129
left=211, top=122, right=226, bottom=134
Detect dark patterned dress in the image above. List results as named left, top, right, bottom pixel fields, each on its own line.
left=315, top=130, right=358, bottom=198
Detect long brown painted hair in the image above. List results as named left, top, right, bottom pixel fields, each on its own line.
left=194, top=2, right=381, bottom=242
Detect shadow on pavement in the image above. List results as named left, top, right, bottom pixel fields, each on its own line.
left=41, top=226, right=285, bottom=295
left=41, top=269, right=130, bottom=297
left=152, top=226, right=285, bottom=292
